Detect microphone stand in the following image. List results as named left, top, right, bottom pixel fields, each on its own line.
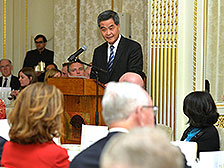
left=74, top=59, right=107, bottom=126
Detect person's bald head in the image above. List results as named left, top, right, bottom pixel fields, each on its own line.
left=119, top=72, right=144, bottom=88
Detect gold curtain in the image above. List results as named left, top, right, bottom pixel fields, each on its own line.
left=206, top=0, right=224, bottom=102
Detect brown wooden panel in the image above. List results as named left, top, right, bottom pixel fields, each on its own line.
left=47, top=78, right=105, bottom=144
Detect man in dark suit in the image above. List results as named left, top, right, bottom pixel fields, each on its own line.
left=90, top=10, right=143, bottom=84
left=70, top=82, right=155, bottom=168
left=0, top=59, right=20, bottom=90
left=23, top=34, right=54, bottom=82
left=0, top=136, right=7, bottom=166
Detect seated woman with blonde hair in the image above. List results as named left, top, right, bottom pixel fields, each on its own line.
left=44, top=69, right=61, bottom=82
left=1, top=83, right=69, bottom=167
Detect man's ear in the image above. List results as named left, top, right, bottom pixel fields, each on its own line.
left=136, top=106, right=144, bottom=126
left=118, top=23, right=120, bottom=31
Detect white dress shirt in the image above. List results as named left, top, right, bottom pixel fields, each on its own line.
left=107, top=34, right=121, bottom=62
left=1, top=75, right=12, bottom=87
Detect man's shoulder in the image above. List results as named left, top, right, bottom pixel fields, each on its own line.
left=70, top=134, right=114, bottom=168
left=74, top=136, right=109, bottom=158
left=11, top=75, right=19, bottom=80
left=94, top=42, right=107, bottom=51
left=44, top=48, right=54, bottom=54
left=26, top=49, right=38, bottom=54
left=120, top=36, right=141, bottom=46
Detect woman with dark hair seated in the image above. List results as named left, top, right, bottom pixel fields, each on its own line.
left=181, top=91, right=220, bottom=157
left=10, top=67, right=37, bottom=98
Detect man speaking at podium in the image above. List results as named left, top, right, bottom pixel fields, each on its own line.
left=90, top=10, right=143, bottom=84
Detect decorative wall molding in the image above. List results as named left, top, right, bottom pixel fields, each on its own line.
left=149, top=0, right=178, bottom=139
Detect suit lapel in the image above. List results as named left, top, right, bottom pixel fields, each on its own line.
left=101, top=43, right=108, bottom=71
left=0, top=77, right=2, bottom=86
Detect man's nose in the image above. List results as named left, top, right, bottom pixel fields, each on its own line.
left=106, top=29, right=111, bottom=35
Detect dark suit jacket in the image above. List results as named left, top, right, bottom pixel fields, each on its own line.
left=69, top=132, right=120, bottom=168
left=0, top=75, right=20, bottom=90
left=0, top=136, right=7, bottom=166
left=90, top=36, right=143, bottom=84
left=181, top=125, right=220, bottom=157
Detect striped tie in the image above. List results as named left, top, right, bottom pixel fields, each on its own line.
left=108, top=46, right=115, bottom=73
left=3, top=78, right=7, bottom=87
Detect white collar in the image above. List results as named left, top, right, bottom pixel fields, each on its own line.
left=3, top=75, right=12, bottom=80
left=109, top=127, right=129, bottom=133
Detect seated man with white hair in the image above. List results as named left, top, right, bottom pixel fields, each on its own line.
left=100, top=127, right=184, bottom=168
left=70, top=82, right=156, bottom=168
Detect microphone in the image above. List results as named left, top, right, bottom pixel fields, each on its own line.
left=67, top=45, right=87, bottom=62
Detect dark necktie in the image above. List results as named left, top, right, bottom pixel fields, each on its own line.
left=3, top=78, right=8, bottom=87
left=108, top=46, right=115, bottom=73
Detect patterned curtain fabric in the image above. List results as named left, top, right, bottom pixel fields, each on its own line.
left=206, top=0, right=224, bottom=102
left=54, top=0, right=148, bottom=72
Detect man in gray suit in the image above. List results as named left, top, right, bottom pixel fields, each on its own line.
left=70, top=82, right=156, bottom=168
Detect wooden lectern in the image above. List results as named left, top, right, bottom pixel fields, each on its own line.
left=47, top=77, right=105, bottom=144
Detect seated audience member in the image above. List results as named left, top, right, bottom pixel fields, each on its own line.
left=68, top=59, right=85, bottom=77
left=0, top=59, right=20, bottom=90
left=0, top=136, right=7, bottom=166
left=84, top=63, right=92, bottom=79
left=118, top=72, right=158, bottom=125
left=61, top=62, right=69, bottom=77
left=181, top=91, right=220, bottom=157
left=1, top=83, right=69, bottom=167
left=46, top=63, right=58, bottom=71
left=119, top=72, right=144, bottom=88
left=100, top=127, right=184, bottom=168
left=44, top=69, right=62, bottom=82
left=70, top=82, right=155, bottom=168
left=10, top=67, right=38, bottom=98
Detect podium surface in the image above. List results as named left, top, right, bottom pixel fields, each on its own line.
left=48, top=77, right=105, bottom=144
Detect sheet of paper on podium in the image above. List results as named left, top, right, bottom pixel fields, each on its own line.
left=81, top=124, right=108, bottom=151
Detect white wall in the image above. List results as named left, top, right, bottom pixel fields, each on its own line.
left=0, top=0, right=54, bottom=75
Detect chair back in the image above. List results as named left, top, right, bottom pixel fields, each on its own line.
left=0, top=99, right=6, bottom=119
left=217, top=127, right=224, bottom=151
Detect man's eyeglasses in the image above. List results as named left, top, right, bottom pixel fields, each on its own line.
left=0, top=64, right=11, bottom=69
left=35, top=41, right=44, bottom=44
left=142, top=105, right=158, bottom=115
left=71, top=67, right=84, bottom=72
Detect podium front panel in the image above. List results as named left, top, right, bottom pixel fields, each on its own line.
left=47, top=78, right=105, bottom=144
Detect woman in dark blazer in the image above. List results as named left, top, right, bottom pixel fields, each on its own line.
left=181, top=91, right=220, bottom=158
